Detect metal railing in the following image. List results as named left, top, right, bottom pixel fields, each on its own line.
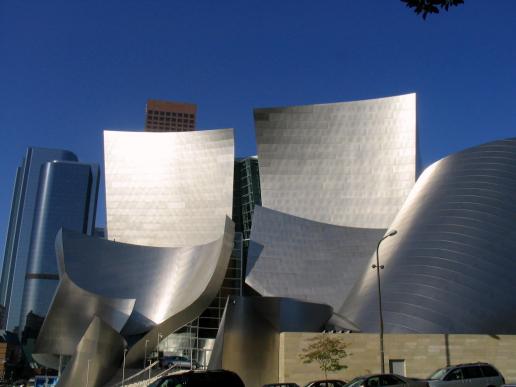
left=131, top=365, right=180, bottom=387
left=109, top=360, right=159, bottom=387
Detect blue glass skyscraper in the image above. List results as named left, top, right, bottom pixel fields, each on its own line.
left=0, top=148, right=99, bottom=334
left=19, top=160, right=99, bottom=343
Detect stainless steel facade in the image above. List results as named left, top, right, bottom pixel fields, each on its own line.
left=340, top=138, right=516, bottom=334
left=164, top=231, right=244, bottom=368
left=35, top=217, right=233, bottom=380
left=246, top=94, right=418, bottom=314
left=56, top=316, right=126, bottom=387
left=246, top=206, right=385, bottom=309
left=254, top=93, right=417, bottom=229
left=33, top=272, right=134, bottom=364
left=104, top=129, right=234, bottom=247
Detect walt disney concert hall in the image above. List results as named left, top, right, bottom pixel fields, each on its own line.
left=29, top=94, right=516, bottom=387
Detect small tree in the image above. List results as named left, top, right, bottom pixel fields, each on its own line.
left=298, top=333, right=349, bottom=381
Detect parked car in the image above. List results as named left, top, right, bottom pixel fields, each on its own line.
left=159, top=355, right=201, bottom=369
left=263, top=384, right=300, bottom=387
left=148, top=369, right=245, bottom=387
left=427, top=363, right=505, bottom=387
left=345, top=374, right=428, bottom=387
left=264, top=383, right=300, bottom=387
left=305, top=380, right=346, bottom=387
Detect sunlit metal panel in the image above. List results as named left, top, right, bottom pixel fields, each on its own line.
left=255, top=94, right=417, bottom=229
left=104, top=129, right=234, bottom=247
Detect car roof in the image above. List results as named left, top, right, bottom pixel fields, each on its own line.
left=433, top=362, right=494, bottom=373
left=353, top=374, right=403, bottom=378
left=166, top=369, right=236, bottom=376
left=454, top=363, right=492, bottom=367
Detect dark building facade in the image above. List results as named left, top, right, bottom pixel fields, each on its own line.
left=232, top=156, right=261, bottom=273
left=144, top=99, right=197, bottom=132
left=233, top=157, right=261, bottom=241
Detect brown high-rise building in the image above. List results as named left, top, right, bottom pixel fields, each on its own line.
left=144, top=100, right=197, bottom=132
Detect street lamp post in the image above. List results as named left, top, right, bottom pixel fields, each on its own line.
left=372, top=229, right=397, bottom=374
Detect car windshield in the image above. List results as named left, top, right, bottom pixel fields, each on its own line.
left=429, top=368, right=450, bottom=380
left=345, top=377, right=366, bottom=387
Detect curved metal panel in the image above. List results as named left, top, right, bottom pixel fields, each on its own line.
left=104, top=129, right=234, bottom=247
left=36, top=216, right=233, bottom=372
left=255, top=93, right=417, bottom=229
left=340, top=138, right=516, bottom=333
left=246, top=206, right=385, bottom=310
left=56, top=217, right=234, bottom=336
left=34, top=273, right=134, bottom=358
left=124, top=219, right=234, bottom=366
left=56, top=316, right=126, bottom=387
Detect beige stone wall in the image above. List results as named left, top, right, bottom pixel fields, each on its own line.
left=278, top=333, right=516, bottom=386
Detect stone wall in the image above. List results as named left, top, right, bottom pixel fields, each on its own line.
left=278, top=333, right=516, bottom=386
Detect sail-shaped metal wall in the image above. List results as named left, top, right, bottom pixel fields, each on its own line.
left=35, top=223, right=234, bottom=368
left=246, top=206, right=385, bottom=308
left=247, top=94, right=418, bottom=308
left=255, top=93, right=417, bottom=228
left=104, top=129, right=234, bottom=247
left=340, top=138, right=516, bottom=334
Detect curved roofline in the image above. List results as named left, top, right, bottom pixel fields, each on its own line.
left=253, top=92, right=416, bottom=112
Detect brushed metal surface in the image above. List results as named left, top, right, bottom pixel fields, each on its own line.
left=35, top=218, right=233, bottom=378
left=246, top=205, right=385, bottom=309
left=57, top=218, right=233, bottom=336
left=340, top=138, right=516, bottom=333
left=33, top=272, right=134, bottom=359
left=254, top=93, right=417, bottom=229
left=55, top=316, right=126, bottom=387
left=104, top=129, right=234, bottom=247
left=123, top=218, right=235, bottom=367
left=208, top=296, right=332, bottom=387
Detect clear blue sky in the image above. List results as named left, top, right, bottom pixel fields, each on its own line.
left=0, top=0, right=515, bottom=254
